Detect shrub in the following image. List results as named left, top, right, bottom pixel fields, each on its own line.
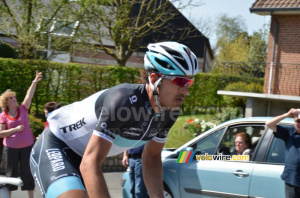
left=0, top=42, right=18, bottom=59
left=214, top=107, right=243, bottom=124
left=183, top=118, right=216, bottom=136
left=28, top=114, right=45, bottom=137
left=223, top=82, right=263, bottom=108
left=0, top=58, right=264, bottom=115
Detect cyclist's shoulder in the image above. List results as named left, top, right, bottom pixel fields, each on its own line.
left=104, top=83, right=147, bottom=99
left=98, top=83, right=148, bottom=107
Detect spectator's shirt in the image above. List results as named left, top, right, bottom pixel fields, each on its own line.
left=48, top=83, right=178, bottom=157
left=275, top=125, right=300, bottom=187
left=128, top=144, right=145, bottom=155
left=0, top=104, right=35, bottom=148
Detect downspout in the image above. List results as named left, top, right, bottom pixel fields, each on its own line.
left=267, top=14, right=278, bottom=116
left=268, top=15, right=278, bottom=94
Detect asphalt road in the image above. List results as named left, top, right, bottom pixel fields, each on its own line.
left=11, top=171, right=125, bottom=198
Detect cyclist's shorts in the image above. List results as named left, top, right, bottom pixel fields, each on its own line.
left=30, top=128, right=86, bottom=197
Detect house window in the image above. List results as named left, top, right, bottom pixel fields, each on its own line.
left=37, top=18, right=79, bottom=37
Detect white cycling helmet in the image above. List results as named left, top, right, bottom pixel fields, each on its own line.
left=144, top=41, right=199, bottom=76
left=144, top=42, right=198, bottom=112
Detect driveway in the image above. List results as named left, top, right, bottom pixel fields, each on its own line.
left=11, top=171, right=125, bottom=198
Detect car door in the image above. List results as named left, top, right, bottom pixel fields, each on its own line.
left=248, top=128, right=286, bottom=198
left=178, top=124, right=265, bottom=198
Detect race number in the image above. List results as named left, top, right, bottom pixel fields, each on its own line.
left=129, top=95, right=137, bottom=104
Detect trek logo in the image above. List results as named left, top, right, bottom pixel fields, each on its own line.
left=59, top=118, right=86, bottom=133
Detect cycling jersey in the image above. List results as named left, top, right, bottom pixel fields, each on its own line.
left=48, top=83, right=178, bottom=156
left=30, top=83, right=179, bottom=197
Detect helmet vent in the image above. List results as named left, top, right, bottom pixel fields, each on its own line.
left=194, top=58, right=198, bottom=71
left=155, top=58, right=175, bottom=70
left=146, top=54, right=151, bottom=62
left=183, top=47, right=191, bottom=59
left=160, top=46, right=189, bottom=70
left=174, top=57, right=189, bottom=71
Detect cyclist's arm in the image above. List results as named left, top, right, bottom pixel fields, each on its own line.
left=142, top=139, right=164, bottom=198
left=80, top=135, right=112, bottom=198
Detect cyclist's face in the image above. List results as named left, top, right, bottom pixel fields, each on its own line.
left=158, top=76, right=191, bottom=110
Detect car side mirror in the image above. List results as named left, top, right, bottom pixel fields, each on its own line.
left=176, top=146, right=193, bottom=155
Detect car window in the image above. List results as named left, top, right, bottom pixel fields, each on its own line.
left=217, top=125, right=266, bottom=159
left=191, top=128, right=225, bottom=155
left=265, top=136, right=286, bottom=164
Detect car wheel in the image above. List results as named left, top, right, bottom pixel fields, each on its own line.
left=163, top=184, right=173, bottom=198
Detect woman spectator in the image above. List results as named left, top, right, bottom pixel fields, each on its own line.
left=0, top=71, right=42, bottom=198
left=234, top=132, right=252, bottom=155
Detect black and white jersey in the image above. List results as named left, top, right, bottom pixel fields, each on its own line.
left=48, top=83, right=178, bottom=157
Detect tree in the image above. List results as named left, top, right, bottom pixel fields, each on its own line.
left=247, top=27, right=269, bottom=63
left=0, top=0, right=80, bottom=59
left=77, top=0, right=203, bottom=66
left=212, top=14, right=268, bottom=77
left=0, top=0, right=203, bottom=65
left=215, top=14, right=247, bottom=43
left=0, top=42, right=18, bottom=58
left=217, top=32, right=250, bottom=63
left=189, top=15, right=215, bottom=40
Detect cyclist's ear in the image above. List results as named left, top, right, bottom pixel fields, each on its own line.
left=149, top=73, right=159, bottom=84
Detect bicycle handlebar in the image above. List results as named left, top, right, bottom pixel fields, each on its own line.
left=0, top=177, right=23, bottom=186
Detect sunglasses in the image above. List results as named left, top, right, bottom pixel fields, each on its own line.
left=161, top=75, right=194, bottom=88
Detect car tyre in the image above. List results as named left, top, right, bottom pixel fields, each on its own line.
left=163, top=184, right=173, bottom=198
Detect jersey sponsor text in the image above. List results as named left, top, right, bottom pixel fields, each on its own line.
left=59, top=118, right=86, bottom=133
left=46, top=149, right=65, bottom=172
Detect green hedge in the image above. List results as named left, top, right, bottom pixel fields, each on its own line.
left=0, top=58, right=140, bottom=118
left=183, top=73, right=263, bottom=112
left=0, top=42, right=18, bottom=59
left=222, top=82, right=264, bottom=108
left=0, top=58, right=264, bottom=118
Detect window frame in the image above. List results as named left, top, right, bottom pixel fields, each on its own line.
left=36, top=17, right=79, bottom=37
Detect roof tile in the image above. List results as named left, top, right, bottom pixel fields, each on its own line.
left=251, top=0, right=300, bottom=9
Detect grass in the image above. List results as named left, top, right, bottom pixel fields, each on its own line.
left=164, top=113, right=215, bottom=149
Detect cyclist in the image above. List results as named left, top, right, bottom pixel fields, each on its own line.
left=30, top=41, right=199, bottom=198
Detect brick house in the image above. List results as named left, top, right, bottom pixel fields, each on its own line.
left=0, top=2, right=213, bottom=72
left=218, top=0, right=300, bottom=117
left=250, top=0, right=300, bottom=96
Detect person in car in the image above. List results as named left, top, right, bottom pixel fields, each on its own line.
left=234, top=132, right=252, bottom=155
left=266, top=108, right=300, bottom=198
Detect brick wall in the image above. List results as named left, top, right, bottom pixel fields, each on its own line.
left=264, top=15, right=300, bottom=96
